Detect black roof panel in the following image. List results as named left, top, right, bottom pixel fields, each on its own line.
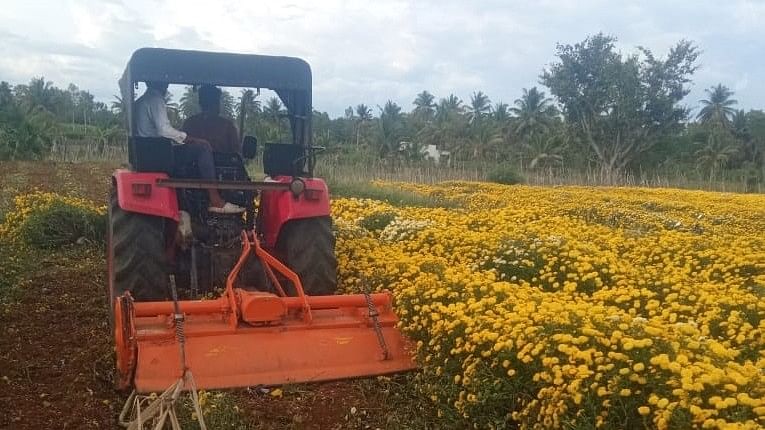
left=121, top=48, right=311, bottom=90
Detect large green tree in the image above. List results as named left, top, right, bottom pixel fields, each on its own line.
left=541, top=33, right=699, bottom=173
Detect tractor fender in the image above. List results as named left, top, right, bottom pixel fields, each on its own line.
left=113, top=169, right=180, bottom=221
left=258, top=176, right=331, bottom=248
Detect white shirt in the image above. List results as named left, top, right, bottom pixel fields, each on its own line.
left=134, top=88, right=187, bottom=144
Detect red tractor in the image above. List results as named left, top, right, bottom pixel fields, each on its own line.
left=108, top=48, right=413, bottom=392
left=110, top=48, right=335, bottom=302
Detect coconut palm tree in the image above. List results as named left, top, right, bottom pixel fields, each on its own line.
left=510, top=87, right=554, bottom=138
left=263, top=97, right=283, bottom=120
left=413, top=90, right=436, bottom=121
left=695, top=129, right=739, bottom=180
left=163, top=93, right=181, bottom=127
left=439, top=94, right=463, bottom=114
left=237, top=89, right=260, bottom=135
left=179, top=86, right=199, bottom=120
left=467, top=91, right=491, bottom=124
left=378, top=100, right=403, bottom=157
left=424, top=101, right=470, bottom=160
left=492, top=102, right=510, bottom=123
left=354, top=103, right=372, bottom=146
left=697, top=84, right=737, bottom=128
left=731, top=109, right=749, bottom=140
left=110, top=95, right=127, bottom=128
left=220, top=90, right=235, bottom=120
left=470, top=121, right=504, bottom=159
left=261, top=97, right=285, bottom=140
left=355, top=104, right=372, bottom=120
left=523, top=131, right=569, bottom=169
left=20, top=77, right=56, bottom=113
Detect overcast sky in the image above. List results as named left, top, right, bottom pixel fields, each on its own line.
left=1, top=0, right=763, bottom=116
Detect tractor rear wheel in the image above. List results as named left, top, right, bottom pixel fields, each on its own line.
left=108, top=186, right=169, bottom=310
left=276, top=217, right=337, bottom=295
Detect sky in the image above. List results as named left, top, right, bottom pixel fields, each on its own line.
left=1, top=0, right=764, bottom=117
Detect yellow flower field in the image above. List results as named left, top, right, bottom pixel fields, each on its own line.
left=332, top=182, right=765, bottom=430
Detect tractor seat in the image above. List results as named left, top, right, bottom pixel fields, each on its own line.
left=129, top=136, right=175, bottom=174
left=263, top=143, right=306, bottom=177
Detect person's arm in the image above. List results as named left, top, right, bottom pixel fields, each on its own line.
left=148, top=95, right=187, bottom=144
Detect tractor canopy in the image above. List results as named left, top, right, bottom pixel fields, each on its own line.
left=119, top=48, right=312, bottom=146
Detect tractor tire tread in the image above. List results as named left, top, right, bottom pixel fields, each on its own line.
left=108, top=188, right=169, bottom=301
left=277, top=216, right=337, bottom=295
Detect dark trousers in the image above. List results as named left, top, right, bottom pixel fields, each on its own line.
left=173, top=143, right=216, bottom=180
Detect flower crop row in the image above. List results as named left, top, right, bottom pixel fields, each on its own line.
left=332, top=182, right=765, bottom=429
left=0, top=191, right=106, bottom=241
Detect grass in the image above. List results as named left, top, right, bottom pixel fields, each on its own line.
left=244, top=158, right=460, bottom=208
left=177, top=392, right=256, bottom=430
left=327, top=178, right=458, bottom=208
left=346, top=375, right=447, bottom=429
left=44, top=140, right=763, bottom=194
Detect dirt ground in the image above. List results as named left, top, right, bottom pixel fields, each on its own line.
left=0, top=161, right=432, bottom=430
left=0, top=247, right=119, bottom=429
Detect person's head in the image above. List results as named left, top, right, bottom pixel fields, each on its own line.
left=198, top=84, right=222, bottom=114
left=146, top=81, right=169, bottom=96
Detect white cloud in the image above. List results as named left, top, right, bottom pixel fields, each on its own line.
left=71, top=4, right=104, bottom=48
left=0, top=0, right=763, bottom=115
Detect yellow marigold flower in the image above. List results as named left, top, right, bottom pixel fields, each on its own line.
left=329, top=183, right=765, bottom=428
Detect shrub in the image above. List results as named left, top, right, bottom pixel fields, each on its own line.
left=0, top=192, right=106, bottom=248
left=17, top=201, right=106, bottom=248
left=487, top=165, right=524, bottom=185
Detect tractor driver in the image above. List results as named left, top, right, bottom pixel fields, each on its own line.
left=181, top=85, right=241, bottom=154
left=134, top=81, right=245, bottom=214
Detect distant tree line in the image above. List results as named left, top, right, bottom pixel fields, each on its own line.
left=0, top=33, right=763, bottom=188
left=308, top=34, right=764, bottom=187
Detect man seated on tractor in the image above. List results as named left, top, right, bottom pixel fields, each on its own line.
left=182, top=84, right=241, bottom=154
left=134, top=81, right=244, bottom=214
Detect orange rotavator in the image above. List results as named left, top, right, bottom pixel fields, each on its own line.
left=109, top=48, right=415, bottom=395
